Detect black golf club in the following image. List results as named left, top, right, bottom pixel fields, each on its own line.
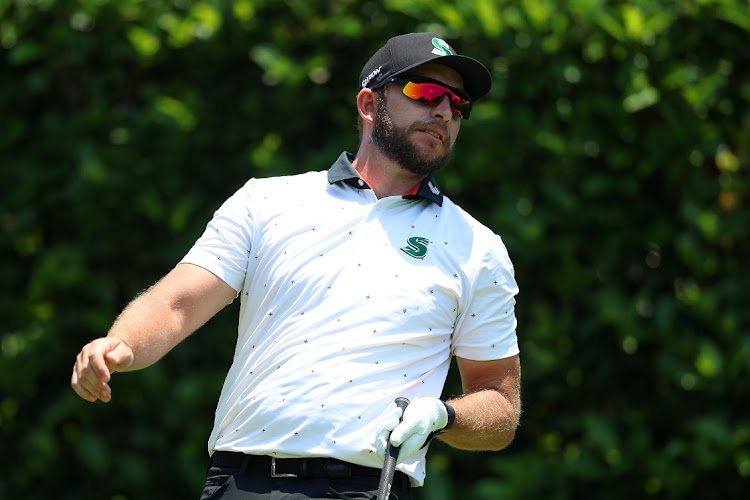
left=376, top=397, right=410, bottom=499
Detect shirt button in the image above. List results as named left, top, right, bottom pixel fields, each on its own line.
left=358, top=179, right=364, bottom=187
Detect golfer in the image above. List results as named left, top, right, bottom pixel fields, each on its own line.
left=72, top=32, right=522, bottom=500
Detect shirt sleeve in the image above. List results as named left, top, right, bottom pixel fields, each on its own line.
left=179, top=180, right=257, bottom=292
left=452, top=234, right=519, bottom=361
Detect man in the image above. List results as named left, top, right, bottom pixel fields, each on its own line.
left=71, top=32, right=521, bottom=500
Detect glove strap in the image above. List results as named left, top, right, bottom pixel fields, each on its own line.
left=443, top=401, right=456, bottom=431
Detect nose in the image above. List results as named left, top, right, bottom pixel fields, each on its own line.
left=431, top=94, right=454, bottom=122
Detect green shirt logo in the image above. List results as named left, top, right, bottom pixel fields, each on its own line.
left=401, top=236, right=432, bottom=259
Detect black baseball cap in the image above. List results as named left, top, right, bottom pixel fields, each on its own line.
left=358, top=32, right=492, bottom=101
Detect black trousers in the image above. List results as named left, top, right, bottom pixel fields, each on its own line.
left=200, top=454, right=413, bottom=500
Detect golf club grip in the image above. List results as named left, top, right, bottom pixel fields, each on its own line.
left=376, top=397, right=410, bottom=499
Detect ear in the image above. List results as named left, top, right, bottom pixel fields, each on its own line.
left=356, top=88, right=379, bottom=127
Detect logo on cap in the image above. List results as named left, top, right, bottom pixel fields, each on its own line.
left=431, top=38, right=453, bottom=56
left=361, top=66, right=382, bottom=88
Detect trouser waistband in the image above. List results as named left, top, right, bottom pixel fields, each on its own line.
left=209, top=451, right=410, bottom=487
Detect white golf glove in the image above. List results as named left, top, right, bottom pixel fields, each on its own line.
left=374, top=397, right=453, bottom=463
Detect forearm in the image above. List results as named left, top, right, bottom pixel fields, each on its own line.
left=106, top=285, right=190, bottom=371
left=71, top=265, right=236, bottom=403
left=439, top=387, right=521, bottom=451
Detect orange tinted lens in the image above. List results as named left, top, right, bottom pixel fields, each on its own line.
left=402, top=82, right=472, bottom=118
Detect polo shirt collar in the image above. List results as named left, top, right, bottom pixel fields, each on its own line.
left=327, top=151, right=444, bottom=207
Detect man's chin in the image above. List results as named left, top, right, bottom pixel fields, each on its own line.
left=371, top=118, right=452, bottom=176
left=398, top=154, right=452, bottom=177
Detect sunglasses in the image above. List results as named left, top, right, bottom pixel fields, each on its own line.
left=377, top=76, right=473, bottom=120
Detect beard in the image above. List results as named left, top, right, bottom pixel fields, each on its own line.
left=371, top=92, right=454, bottom=177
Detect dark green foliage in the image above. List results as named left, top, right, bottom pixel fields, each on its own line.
left=1, top=1, right=748, bottom=498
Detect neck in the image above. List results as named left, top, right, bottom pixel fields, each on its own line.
left=352, top=145, right=425, bottom=199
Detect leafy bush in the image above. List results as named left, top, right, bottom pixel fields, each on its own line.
left=1, top=1, right=747, bottom=498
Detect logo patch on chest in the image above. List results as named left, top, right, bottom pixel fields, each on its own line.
left=401, top=236, right=432, bottom=259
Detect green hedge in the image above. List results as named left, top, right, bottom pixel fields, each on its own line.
left=1, top=1, right=748, bottom=498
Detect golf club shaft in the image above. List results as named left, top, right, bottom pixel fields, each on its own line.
left=376, top=397, right=410, bottom=499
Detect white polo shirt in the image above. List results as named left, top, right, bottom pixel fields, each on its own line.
left=180, top=152, right=519, bottom=486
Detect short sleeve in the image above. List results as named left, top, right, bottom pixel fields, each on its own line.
left=452, top=234, right=519, bottom=360
left=180, top=180, right=257, bottom=292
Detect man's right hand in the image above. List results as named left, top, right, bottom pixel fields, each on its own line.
left=71, top=337, right=134, bottom=403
